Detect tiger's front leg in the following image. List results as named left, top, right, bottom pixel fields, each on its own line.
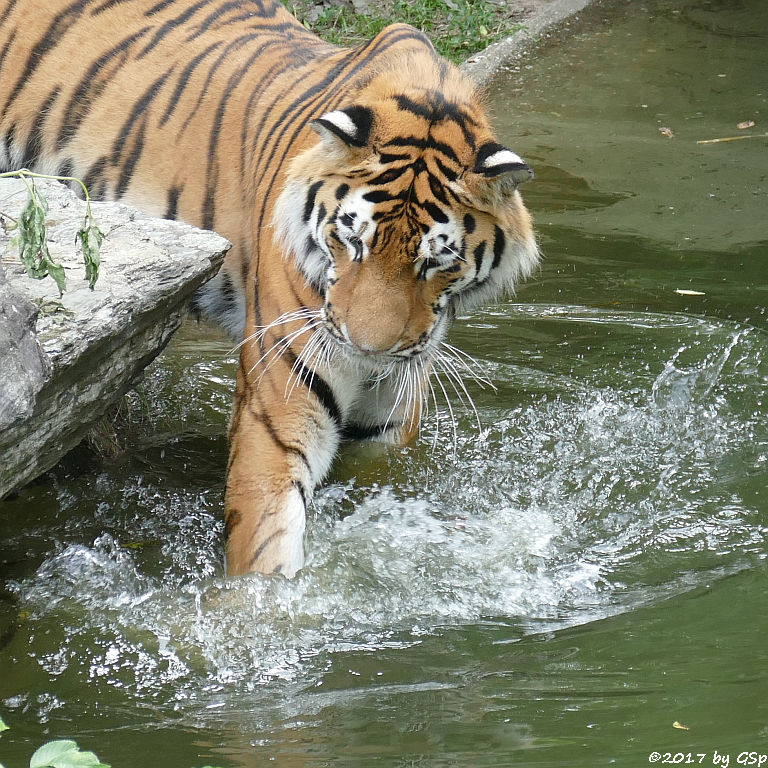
left=223, top=355, right=340, bottom=578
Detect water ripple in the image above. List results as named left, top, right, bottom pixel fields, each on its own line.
left=7, top=308, right=767, bottom=708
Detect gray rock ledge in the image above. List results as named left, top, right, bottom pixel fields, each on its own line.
left=0, top=177, right=229, bottom=498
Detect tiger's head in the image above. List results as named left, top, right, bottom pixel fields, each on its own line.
left=274, top=59, right=538, bottom=368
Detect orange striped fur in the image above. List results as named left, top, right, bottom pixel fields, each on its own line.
left=0, top=0, right=538, bottom=577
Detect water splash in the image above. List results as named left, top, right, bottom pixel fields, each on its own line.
left=7, top=308, right=767, bottom=710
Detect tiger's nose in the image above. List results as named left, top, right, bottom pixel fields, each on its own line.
left=342, top=313, right=406, bottom=355
left=335, top=262, right=412, bottom=354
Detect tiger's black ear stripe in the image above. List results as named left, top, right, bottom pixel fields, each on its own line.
left=474, top=142, right=534, bottom=185
left=311, top=105, right=374, bottom=148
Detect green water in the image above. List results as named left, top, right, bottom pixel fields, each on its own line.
left=1, top=0, right=767, bottom=765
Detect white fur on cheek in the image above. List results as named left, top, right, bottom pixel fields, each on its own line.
left=457, top=216, right=541, bottom=312
left=273, top=178, right=329, bottom=288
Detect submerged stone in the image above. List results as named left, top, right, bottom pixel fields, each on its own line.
left=0, top=177, right=229, bottom=498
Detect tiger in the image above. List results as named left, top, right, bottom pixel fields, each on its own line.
left=0, top=0, right=538, bottom=578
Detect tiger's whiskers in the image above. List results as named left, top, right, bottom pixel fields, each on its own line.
left=231, top=306, right=318, bottom=355
left=236, top=306, right=492, bottom=450
left=284, top=325, right=337, bottom=401
left=237, top=307, right=323, bottom=383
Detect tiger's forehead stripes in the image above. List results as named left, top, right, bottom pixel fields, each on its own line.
left=389, top=91, right=480, bottom=150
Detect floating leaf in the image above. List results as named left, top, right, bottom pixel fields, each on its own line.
left=0, top=715, right=8, bottom=736
left=29, top=739, right=110, bottom=768
left=673, top=721, right=690, bottom=730
left=737, top=120, right=755, bottom=130
left=120, top=541, right=151, bottom=550
left=675, top=289, right=705, bottom=296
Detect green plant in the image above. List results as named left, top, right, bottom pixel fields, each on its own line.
left=0, top=169, right=104, bottom=295
left=0, top=716, right=108, bottom=768
left=391, top=0, right=523, bottom=61
left=289, top=0, right=524, bottom=63
left=290, top=3, right=388, bottom=47
left=27, top=741, right=109, bottom=768
left=0, top=716, right=224, bottom=768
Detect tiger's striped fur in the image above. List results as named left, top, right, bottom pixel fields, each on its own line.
left=0, top=0, right=539, bottom=577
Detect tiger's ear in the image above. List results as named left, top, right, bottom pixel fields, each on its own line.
left=310, top=105, right=374, bottom=150
left=474, top=142, right=534, bottom=187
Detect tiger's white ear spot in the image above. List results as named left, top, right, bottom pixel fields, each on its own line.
left=311, top=105, right=374, bottom=149
left=475, top=142, right=534, bottom=185
left=483, top=149, right=525, bottom=169
left=322, top=110, right=357, bottom=138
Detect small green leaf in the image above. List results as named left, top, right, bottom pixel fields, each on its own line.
left=14, top=183, right=67, bottom=296
left=0, top=715, right=9, bottom=736
left=0, top=215, right=18, bottom=233
left=45, top=256, right=67, bottom=296
left=2, top=169, right=103, bottom=293
left=75, top=217, right=104, bottom=290
left=29, top=739, right=110, bottom=768
left=18, top=193, right=46, bottom=267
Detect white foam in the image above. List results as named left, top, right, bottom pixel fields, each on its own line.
left=10, top=310, right=767, bottom=709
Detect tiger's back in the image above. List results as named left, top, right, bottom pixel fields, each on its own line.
left=0, top=0, right=539, bottom=578
left=0, top=1, right=419, bottom=328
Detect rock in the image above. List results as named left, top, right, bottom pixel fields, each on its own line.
left=0, top=268, right=50, bottom=429
left=0, top=177, right=229, bottom=498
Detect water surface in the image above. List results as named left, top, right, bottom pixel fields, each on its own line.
left=1, top=0, right=767, bottom=765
